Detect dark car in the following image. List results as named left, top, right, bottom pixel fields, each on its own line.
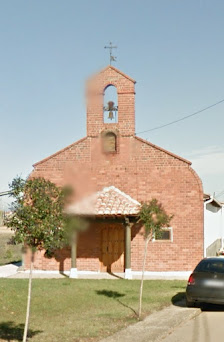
left=186, top=257, right=224, bottom=307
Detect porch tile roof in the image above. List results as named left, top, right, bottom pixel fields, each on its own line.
left=66, top=186, right=141, bottom=216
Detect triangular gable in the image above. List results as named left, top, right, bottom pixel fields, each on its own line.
left=93, top=65, right=136, bottom=84
left=135, top=136, right=191, bottom=165
left=33, top=137, right=88, bottom=167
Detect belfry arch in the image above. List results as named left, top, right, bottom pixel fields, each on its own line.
left=103, top=85, right=118, bottom=124
left=86, top=65, right=136, bottom=137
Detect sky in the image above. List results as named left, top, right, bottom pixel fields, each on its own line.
left=1, top=0, right=224, bottom=209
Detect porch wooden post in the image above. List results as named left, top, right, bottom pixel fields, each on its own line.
left=124, top=218, right=132, bottom=279
left=70, top=230, right=78, bottom=278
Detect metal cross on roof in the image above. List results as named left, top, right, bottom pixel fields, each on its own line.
left=104, top=42, right=117, bottom=65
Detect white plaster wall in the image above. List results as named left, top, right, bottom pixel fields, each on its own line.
left=204, top=203, right=223, bottom=253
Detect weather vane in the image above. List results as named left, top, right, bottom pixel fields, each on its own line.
left=104, top=42, right=117, bottom=65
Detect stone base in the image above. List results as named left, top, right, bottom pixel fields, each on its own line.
left=124, top=268, right=132, bottom=279
left=69, top=268, right=78, bottom=279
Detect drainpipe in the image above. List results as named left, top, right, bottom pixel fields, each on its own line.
left=204, top=197, right=214, bottom=258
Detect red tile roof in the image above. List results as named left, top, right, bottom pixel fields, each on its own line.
left=66, top=186, right=141, bottom=216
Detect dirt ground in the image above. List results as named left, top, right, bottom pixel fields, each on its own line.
left=0, top=226, right=12, bottom=234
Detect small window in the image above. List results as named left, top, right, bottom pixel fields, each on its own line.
left=103, top=132, right=117, bottom=153
left=154, top=227, right=173, bottom=241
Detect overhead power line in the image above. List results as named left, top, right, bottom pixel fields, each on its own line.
left=136, top=98, right=224, bottom=135
left=215, top=190, right=224, bottom=199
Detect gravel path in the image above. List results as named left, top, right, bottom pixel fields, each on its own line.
left=0, top=263, right=19, bottom=277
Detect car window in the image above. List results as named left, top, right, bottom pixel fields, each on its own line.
left=195, top=259, right=224, bottom=273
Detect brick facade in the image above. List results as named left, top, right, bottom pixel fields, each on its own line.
left=26, top=65, right=204, bottom=273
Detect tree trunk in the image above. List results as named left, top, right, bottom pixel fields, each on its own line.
left=23, top=250, right=34, bottom=342
left=138, top=237, right=149, bottom=319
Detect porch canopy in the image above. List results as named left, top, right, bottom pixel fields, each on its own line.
left=66, top=186, right=140, bottom=217
left=66, top=186, right=141, bottom=279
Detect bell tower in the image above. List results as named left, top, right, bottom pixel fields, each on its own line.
left=86, top=65, right=136, bottom=137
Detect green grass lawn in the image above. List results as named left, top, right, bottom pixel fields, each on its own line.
left=0, top=279, right=186, bottom=342
left=0, top=233, right=22, bottom=266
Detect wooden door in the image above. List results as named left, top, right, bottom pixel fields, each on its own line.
left=101, top=224, right=124, bottom=273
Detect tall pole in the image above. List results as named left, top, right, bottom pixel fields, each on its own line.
left=70, top=230, right=78, bottom=278
left=124, top=218, right=132, bottom=279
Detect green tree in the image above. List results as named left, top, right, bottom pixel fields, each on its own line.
left=5, top=177, right=70, bottom=342
left=138, top=199, right=173, bottom=318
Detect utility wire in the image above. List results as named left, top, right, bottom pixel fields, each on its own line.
left=136, top=98, right=224, bottom=135
left=215, top=190, right=224, bottom=198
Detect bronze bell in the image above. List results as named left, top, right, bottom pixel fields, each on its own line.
left=108, top=111, right=114, bottom=120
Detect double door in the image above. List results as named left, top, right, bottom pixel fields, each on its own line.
left=101, top=225, right=124, bottom=273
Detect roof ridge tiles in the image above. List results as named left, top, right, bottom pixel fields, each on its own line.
left=66, top=185, right=140, bottom=216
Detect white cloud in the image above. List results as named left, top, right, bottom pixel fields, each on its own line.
left=187, top=146, right=224, bottom=176
left=185, top=146, right=224, bottom=197
left=187, top=145, right=221, bottom=156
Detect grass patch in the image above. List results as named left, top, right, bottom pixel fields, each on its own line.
left=0, top=233, right=22, bottom=265
left=0, top=279, right=186, bottom=341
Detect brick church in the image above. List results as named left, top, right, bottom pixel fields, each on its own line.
left=27, top=65, right=204, bottom=278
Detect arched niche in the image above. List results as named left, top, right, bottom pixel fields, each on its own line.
left=103, top=85, right=118, bottom=124
left=102, top=131, right=117, bottom=153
